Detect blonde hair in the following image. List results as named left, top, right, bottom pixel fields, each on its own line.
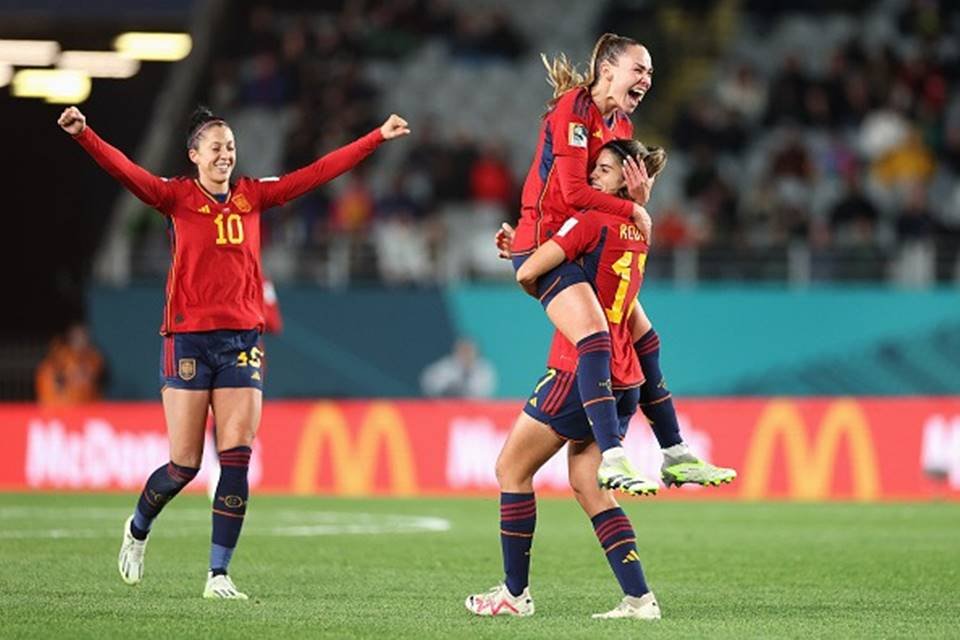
left=541, top=33, right=641, bottom=111
left=602, top=139, right=667, bottom=199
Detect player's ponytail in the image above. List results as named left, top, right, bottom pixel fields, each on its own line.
left=541, top=52, right=588, bottom=108
left=603, top=139, right=668, bottom=199
left=186, top=105, right=227, bottom=150
left=542, top=33, right=640, bottom=112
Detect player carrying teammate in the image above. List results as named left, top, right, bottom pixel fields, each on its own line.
left=504, top=33, right=735, bottom=491
left=466, top=140, right=666, bottom=621
left=58, top=104, right=409, bottom=599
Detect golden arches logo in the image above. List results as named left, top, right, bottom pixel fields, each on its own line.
left=292, top=401, right=418, bottom=496
left=742, top=399, right=880, bottom=501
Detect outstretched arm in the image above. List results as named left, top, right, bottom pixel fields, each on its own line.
left=60, top=106, right=174, bottom=211
left=257, top=114, right=410, bottom=209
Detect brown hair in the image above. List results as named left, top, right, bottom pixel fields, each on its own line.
left=541, top=33, right=641, bottom=110
left=602, top=139, right=667, bottom=199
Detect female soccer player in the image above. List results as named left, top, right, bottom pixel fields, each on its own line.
left=59, top=104, right=409, bottom=599
left=507, top=33, right=735, bottom=491
left=467, top=140, right=665, bottom=620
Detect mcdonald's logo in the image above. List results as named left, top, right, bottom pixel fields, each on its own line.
left=292, top=402, right=418, bottom=496
left=742, top=399, right=880, bottom=501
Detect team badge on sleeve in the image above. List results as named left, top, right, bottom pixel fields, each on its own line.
left=178, top=358, right=197, bottom=381
left=568, top=123, right=588, bottom=148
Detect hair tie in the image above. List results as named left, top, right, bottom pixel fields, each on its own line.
left=605, top=140, right=632, bottom=162
left=187, top=118, right=226, bottom=149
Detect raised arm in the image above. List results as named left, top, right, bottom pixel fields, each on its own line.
left=59, top=106, right=175, bottom=212
left=257, top=114, right=410, bottom=210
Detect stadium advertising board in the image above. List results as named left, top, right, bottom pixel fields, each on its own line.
left=2, top=398, right=958, bottom=500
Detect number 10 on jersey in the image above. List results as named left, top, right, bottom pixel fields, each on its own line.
left=214, top=213, right=244, bottom=245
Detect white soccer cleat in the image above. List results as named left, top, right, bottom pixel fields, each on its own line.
left=592, top=592, right=661, bottom=620
left=118, top=516, right=148, bottom=585
left=203, top=572, right=249, bottom=600
left=597, top=448, right=659, bottom=496
left=465, top=583, right=534, bottom=617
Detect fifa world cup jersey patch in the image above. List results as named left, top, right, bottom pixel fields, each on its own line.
left=568, top=123, right=588, bottom=148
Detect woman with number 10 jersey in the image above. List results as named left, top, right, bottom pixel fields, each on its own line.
left=59, top=104, right=409, bottom=600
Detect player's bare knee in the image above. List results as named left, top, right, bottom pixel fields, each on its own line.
left=569, top=474, right=595, bottom=502
left=495, top=458, right=531, bottom=490
left=170, top=448, right=203, bottom=469
left=216, top=424, right=256, bottom=451
left=575, top=489, right=617, bottom=517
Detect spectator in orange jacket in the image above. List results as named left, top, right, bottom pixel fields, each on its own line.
left=35, top=323, right=105, bottom=405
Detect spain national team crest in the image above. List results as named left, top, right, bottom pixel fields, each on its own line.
left=178, top=358, right=197, bottom=381
left=233, top=193, right=252, bottom=213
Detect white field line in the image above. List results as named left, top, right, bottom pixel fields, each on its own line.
left=0, top=508, right=451, bottom=539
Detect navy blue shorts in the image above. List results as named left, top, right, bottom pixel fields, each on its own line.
left=523, top=368, right=640, bottom=442
left=512, top=253, right=590, bottom=309
left=160, top=329, right=264, bottom=391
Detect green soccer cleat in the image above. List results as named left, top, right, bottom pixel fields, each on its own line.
left=597, top=448, right=659, bottom=496
left=661, top=445, right=737, bottom=487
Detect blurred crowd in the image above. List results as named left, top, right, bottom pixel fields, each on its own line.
left=663, top=0, right=960, bottom=256
left=195, top=1, right=523, bottom=284
left=182, top=0, right=960, bottom=285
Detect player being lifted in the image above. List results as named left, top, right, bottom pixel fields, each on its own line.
left=503, top=33, right=735, bottom=491
left=59, top=104, right=409, bottom=599
left=467, top=140, right=666, bottom=620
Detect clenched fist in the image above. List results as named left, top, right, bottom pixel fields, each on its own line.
left=58, top=106, right=86, bottom=136
left=379, top=114, right=410, bottom=140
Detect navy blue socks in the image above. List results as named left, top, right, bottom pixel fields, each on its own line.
left=210, top=446, right=251, bottom=575
left=500, top=492, right=536, bottom=597
left=131, top=461, right=199, bottom=540
left=635, top=329, right=683, bottom=449
left=576, top=332, right=621, bottom=451
left=591, top=507, right=649, bottom=597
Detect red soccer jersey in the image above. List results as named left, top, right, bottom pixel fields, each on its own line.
left=514, top=87, right=634, bottom=254
left=546, top=211, right=649, bottom=387
left=74, top=126, right=384, bottom=334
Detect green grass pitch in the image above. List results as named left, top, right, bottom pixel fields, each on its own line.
left=1, top=493, right=958, bottom=638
